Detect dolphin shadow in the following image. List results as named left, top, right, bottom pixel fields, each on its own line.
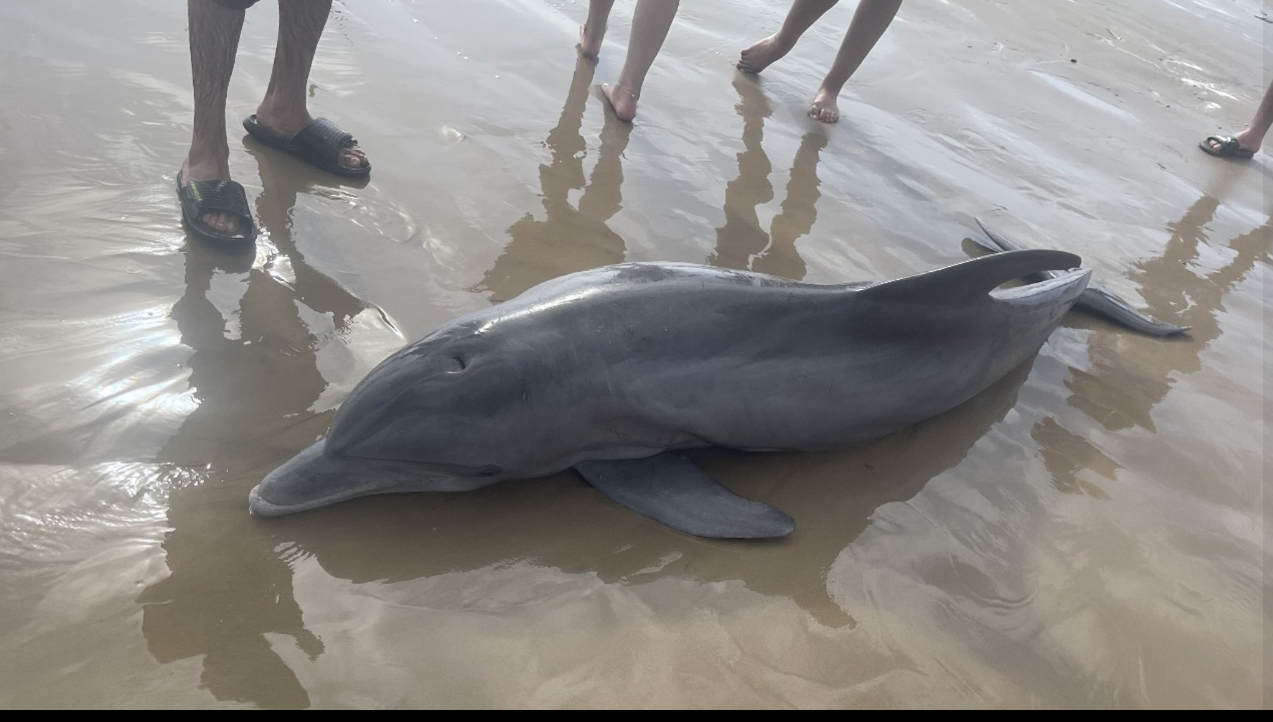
left=710, top=77, right=826, bottom=281
left=278, top=353, right=1036, bottom=628
left=137, top=159, right=377, bottom=709
left=476, top=55, right=632, bottom=302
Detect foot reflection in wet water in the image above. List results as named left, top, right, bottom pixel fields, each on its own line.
left=478, top=56, right=632, bottom=302
left=138, top=159, right=386, bottom=709
left=1032, top=194, right=1268, bottom=496
left=711, top=77, right=827, bottom=281
left=822, top=193, right=1270, bottom=706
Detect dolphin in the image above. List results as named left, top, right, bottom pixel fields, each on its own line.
left=248, top=237, right=1179, bottom=539
left=970, top=218, right=1190, bottom=336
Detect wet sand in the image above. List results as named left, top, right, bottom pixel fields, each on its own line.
left=0, top=0, right=1269, bottom=709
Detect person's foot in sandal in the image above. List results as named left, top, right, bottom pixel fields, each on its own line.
left=177, top=153, right=255, bottom=242
left=1199, top=130, right=1260, bottom=159
left=247, top=98, right=369, bottom=176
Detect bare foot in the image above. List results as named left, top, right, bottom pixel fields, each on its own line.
left=253, top=101, right=369, bottom=171
left=808, top=86, right=840, bottom=124
left=736, top=34, right=792, bottom=74
left=180, top=156, right=247, bottom=237
left=601, top=83, right=639, bottom=122
left=577, top=21, right=605, bottom=60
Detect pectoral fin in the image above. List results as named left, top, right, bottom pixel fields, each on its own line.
left=575, top=453, right=795, bottom=539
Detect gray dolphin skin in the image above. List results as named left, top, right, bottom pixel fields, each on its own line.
left=249, top=236, right=1178, bottom=539
left=971, top=218, right=1190, bottom=336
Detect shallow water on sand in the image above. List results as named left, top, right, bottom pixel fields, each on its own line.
left=0, top=0, right=1269, bottom=709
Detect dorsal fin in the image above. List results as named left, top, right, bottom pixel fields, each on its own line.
left=970, top=219, right=1189, bottom=336
left=859, top=249, right=1081, bottom=304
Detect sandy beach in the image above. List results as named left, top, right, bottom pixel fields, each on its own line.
left=0, top=0, right=1269, bottom=708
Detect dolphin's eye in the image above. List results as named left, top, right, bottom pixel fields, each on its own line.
left=447, top=355, right=467, bottom=372
left=477, top=465, right=501, bottom=477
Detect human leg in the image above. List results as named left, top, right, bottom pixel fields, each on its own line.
left=601, top=0, right=680, bottom=122
left=578, top=0, right=617, bottom=60
left=1201, top=77, right=1273, bottom=157
left=736, top=0, right=839, bottom=75
left=1239, top=78, right=1273, bottom=148
left=808, top=0, right=901, bottom=123
left=182, top=0, right=250, bottom=237
left=251, top=0, right=367, bottom=171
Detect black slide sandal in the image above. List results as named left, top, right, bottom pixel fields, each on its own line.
left=243, top=115, right=371, bottom=178
left=176, top=170, right=258, bottom=244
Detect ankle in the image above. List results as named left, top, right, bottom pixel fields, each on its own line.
left=1234, top=127, right=1263, bottom=149
left=256, top=95, right=310, bottom=129
left=183, top=149, right=230, bottom=179
left=610, top=81, right=641, bottom=100
left=770, top=31, right=798, bottom=53
left=815, top=81, right=844, bottom=99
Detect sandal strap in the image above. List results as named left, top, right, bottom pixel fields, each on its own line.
left=182, top=178, right=253, bottom=219
left=1205, top=135, right=1238, bottom=151
left=292, top=117, right=356, bottom=165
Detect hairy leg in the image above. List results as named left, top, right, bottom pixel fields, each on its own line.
left=737, top=0, right=839, bottom=74
left=578, top=0, right=616, bottom=60
left=601, top=0, right=680, bottom=122
left=254, top=0, right=366, bottom=170
left=809, top=0, right=901, bottom=123
left=183, top=0, right=248, bottom=236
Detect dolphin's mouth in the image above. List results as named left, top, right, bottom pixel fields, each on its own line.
left=249, top=439, right=505, bottom=517
left=247, top=485, right=289, bottom=516
left=247, top=482, right=379, bottom=517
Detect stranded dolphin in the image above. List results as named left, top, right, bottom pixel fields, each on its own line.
left=248, top=235, right=1181, bottom=539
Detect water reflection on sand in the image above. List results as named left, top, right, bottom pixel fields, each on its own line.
left=0, top=0, right=1268, bottom=709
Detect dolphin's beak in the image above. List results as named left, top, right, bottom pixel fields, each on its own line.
left=249, top=440, right=343, bottom=516
left=249, top=439, right=416, bottom=516
left=249, top=439, right=493, bottom=517
left=247, top=485, right=295, bottom=517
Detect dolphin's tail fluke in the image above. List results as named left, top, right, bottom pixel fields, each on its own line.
left=1071, top=285, right=1192, bottom=336
left=972, top=218, right=1190, bottom=337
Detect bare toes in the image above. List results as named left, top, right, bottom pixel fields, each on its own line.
left=201, top=212, right=239, bottom=236
left=808, top=104, right=837, bottom=124
left=342, top=144, right=368, bottom=169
